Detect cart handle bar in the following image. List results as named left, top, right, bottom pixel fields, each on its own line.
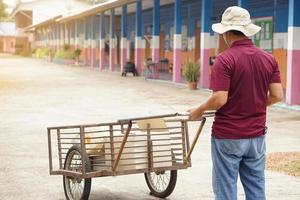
left=117, top=111, right=215, bottom=123
left=185, top=117, right=207, bottom=164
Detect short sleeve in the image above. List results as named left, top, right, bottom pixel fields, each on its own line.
left=210, top=56, right=231, bottom=91
left=270, top=59, right=281, bottom=83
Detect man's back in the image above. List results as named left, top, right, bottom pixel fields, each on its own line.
left=210, top=39, right=281, bottom=139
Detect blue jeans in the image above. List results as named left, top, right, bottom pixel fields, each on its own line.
left=211, top=135, right=266, bottom=200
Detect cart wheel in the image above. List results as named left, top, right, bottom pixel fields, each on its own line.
left=63, top=145, right=92, bottom=200
left=144, top=170, right=177, bottom=198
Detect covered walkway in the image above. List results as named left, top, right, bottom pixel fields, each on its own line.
left=26, top=0, right=300, bottom=105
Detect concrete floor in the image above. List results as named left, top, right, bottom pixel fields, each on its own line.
left=0, top=54, right=300, bottom=200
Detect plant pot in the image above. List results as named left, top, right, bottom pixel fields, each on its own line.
left=187, top=82, right=197, bottom=90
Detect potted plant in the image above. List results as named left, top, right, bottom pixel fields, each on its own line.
left=63, top=43, right=70, bottom=51
left=74, top=48, right=82, bottom=66
left=183, top=60, right=200, bottom=90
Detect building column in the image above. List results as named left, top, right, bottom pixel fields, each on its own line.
left=109, top=9, right=116, bottom=71
left=91, top=16, right=97, bottom=67
left=238, top=0, right=248, bottom=8
left=75, top=20, right=79, bottom=49
left=61, top=24, right=65, bottom=47
left=200, top=0, right=212, bottom=88
left=286, top=0, right=300, bottom=105
left=121, top=5, right=128, bottom=72
left=58, top=24, right=61, bottom=47
left=55, top=24, right=59, bottom=50
left=54, top=25, right=56, bottom=50
left=84, top=17, right=89, bottom=65
left=49, top=25, right=53, bottom=49
left=65, top=23, right=69, bottom=44
left=99, top=13, right=105, bottom=70
left=135, top=0, right=143, bottom=75
left=44, top=27, right=47, bottom=46
left=70, top=21, right=74, bottom=49
left=152, top=0, right=160, bottom=63
left=47, top=26, right=50, bottom=47
left=57, top=24, right=61, bottom=49
left=173, top=0, right=182, bottom=83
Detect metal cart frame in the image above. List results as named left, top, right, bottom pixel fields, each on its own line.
left=47, top=112, right=214, bottom=199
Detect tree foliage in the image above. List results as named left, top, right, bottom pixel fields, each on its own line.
left=0, top=0, right=8, bottom=21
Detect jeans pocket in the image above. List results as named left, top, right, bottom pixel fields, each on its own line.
left=256, top=136, right=266, bottom=154
left=218, top=139, right=244, bottom=156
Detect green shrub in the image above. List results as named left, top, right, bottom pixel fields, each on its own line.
left=54, top=50, right=75, bottom=60
left=74, top=48, right=82, bottom=61
left=183, top=60, right=200, bottom=83
left=35, top=47, right=49, bottom=58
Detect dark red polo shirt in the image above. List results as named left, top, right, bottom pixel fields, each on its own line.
left=210, top=39, right=281, bottom=139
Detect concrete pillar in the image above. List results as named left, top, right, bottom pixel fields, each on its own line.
left=91, top=16, right=97, bottom=67
left=65, top=23, right=69, bottom=44
left=57, top=24, right=61, bottom=50
left=50, top=24, right=54, bottom=49
left=152, top=0, right=160, bottom=63
left=238, top=0, right=248, bottom=8
left=55, top=24, right=58, bottom=49
left=173, top=0, right=182, bottom=83
left=135, top=0, right=143, bottom=75
left=55, top=24, right=59, bottom=50
left=200, top=0, right=212, bottom=88
left=70, top=21, right=74, bottom=48
left=120, top=5, right=128, bottom=72
left=61, top=24, right=65, bottom=47
left=99, top=13, right=105, bottom=70
left=75, top=20, right=79, bottom=49
left=109, top=9, right=116, bottom=71
left=286, top=0, right=300, bottom=105
left=84, top=17, right=89, bottom=66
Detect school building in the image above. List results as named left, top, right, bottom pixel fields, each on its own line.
left=17, top=0, right=300, bottom=105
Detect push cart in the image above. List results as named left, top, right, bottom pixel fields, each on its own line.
left=47, top=112, right=214, bottom=200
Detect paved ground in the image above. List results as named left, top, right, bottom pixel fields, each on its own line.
left=0, top=54, right=300, bottom=200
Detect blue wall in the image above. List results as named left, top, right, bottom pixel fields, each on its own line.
left=248, top=0, right=288, bottom=33
left=124, top=0, right=289, bottom=43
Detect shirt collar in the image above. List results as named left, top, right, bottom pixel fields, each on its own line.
left=231, top=39, right=253, bottom=47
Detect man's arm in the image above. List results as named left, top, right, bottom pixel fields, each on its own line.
left=267, top=83, right=283, bottom=106
left=188, top=91, right=228, bottom=120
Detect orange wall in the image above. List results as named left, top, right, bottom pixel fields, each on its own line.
left=272, top=49, right=287, bottom=89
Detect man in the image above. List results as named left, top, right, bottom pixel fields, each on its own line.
left=188, top=6, right=283, bottom=200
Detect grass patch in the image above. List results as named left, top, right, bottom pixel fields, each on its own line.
left=267, top=152, right=300, bottom=178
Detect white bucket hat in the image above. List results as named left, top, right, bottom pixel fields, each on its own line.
left=212, top=6, right=261, bottom=37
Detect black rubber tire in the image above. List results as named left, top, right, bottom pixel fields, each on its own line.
left=63, top=145, right=92, bottom=200
left=144, top=170, right=177, bottom=198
